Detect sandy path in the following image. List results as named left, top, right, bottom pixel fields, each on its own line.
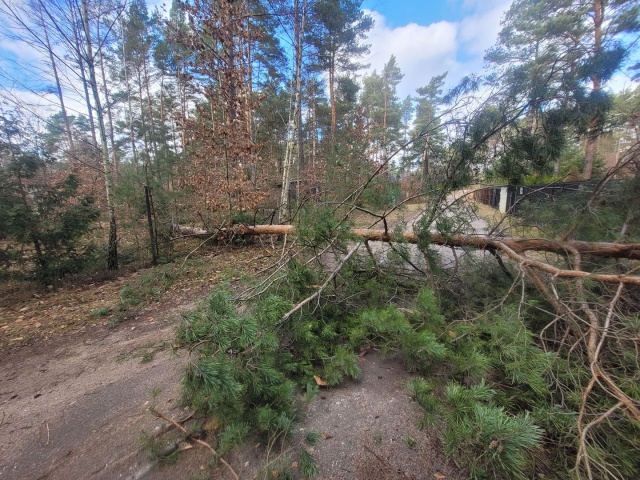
left=298, top=352, right=462, bottom=479
left=0, top=205, right=479, bottom=479
left=0, top=304, right=192, bottom=480
left=367, top=192, right=490, bottom=272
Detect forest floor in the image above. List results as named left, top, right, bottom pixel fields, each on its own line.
left=0, top=201, right=484, bottom=480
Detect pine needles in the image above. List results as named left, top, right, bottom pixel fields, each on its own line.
left=175, top=236, right=640, bottom=479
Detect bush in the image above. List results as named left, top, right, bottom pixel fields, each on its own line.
left=442, top=394, right=543, bottom=480
left=0, top=156, right=100, bottom=285
left=176, top=258, right=556, bottom=479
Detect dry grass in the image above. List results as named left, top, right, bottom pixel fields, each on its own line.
left=0, top=242, right=275, bottom=349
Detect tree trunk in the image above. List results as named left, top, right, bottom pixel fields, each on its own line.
left=145, top=185, right=159, bottom=265
left=382, top=84, right=388, bottom=166
left=174, top=223, right=640, bottom=263
left=421, top=138, right=429, bottom=192
left=120, top=17, right=138, bottom=168
left=71, top=4, right=98, bottom=146
left=143, top=57, right=159, bottom=172
left=38, top=1, right=74, bottom=151
left=136, top=69, right=152, bottom=175
left=310, top=80, right=317, bottom=168
left=97, top=21, right=118, bottom=178
left=583, top=0, right=604, bottom=179
left=81, top=0, right=118, bottom=270
left=329, top=56, right=336, bottom=143
left=279, top=0, right=306, bottom=223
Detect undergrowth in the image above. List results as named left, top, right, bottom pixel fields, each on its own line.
left=175, top=234, right=639, bottom=479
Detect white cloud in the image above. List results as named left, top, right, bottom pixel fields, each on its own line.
left=362, top=1, right=512, bottom=98
left=458, top=2, right=510, bottom=56
left=0, top=31, right=90, bottom=123
left=363, top=10, right=458, bottom=98
left=0, top=87, right=59, bottom=120
left=1, top=40, right=36, bottom=63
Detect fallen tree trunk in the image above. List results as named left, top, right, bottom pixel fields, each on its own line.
left=225, top=224, right=640, bottom=261
left=173, top=224, right=640, bottom=284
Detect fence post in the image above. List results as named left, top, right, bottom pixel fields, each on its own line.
left=498, top=186, right=508, bottom=213
left=145, top=185, right=159, bottom=265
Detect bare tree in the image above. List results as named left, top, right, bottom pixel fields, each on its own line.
left=279, top=0, right=307, bottom=223
left=0, top=0, right=74, bottom=149
left=78, top=0, right=119, bottom=269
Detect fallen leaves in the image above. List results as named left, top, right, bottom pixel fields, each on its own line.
left=0, top=244, right=269, bottom=350
left=204, top=418, right=221, bottom=432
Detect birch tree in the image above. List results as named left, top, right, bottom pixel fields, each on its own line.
left=78, top=0, right=120, bottom=269
left=279, top=0, right=307, bottom=223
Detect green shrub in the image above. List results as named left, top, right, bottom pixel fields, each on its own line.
left=176, top=262, right=558, bottom=479
left=0, top=157, right=100, bottom=285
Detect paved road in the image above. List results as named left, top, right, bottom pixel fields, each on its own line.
left=368, top=191, right=491, bottom=272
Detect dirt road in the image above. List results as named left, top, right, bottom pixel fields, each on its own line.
left=0, top=301, right=194, bottom=480
left=1, top=311, right=463, bottom=480
left=0, top=212, right=472, bottom=479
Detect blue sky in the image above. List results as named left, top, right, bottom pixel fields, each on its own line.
left=0, top=0, right=513, bottom=118
left=360, top=0, right=638, bottom=97
left=2, top=0, right=635, bottom=120
left=364, top=0, right=473, bottom=27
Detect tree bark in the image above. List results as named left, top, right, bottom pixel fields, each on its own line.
left=120, top=16, right=138, bottom=168
left=279, top=0, right=306, bottom=223
left=81, top=0, right=118, bottom=270
left=97, top=21, right=118, bottom=178
left=329, top=56, right=336, bottom=143
left=145, top=185, right=159, bottom=265
left=174, top=224, right=640, bottom=263
left=583, top=0, right=604, bottom=179
left=71, top=3, right=98, bottom=146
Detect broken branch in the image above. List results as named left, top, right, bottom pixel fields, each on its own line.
left=149, top=408, right=239, bottom=480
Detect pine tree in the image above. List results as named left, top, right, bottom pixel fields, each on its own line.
left=412, top=72, right=447, bottom=192
left=307, top=0, right=372, bottom=142
left=485, top=0, right=640, bottom=179
left=360, top=56, right=405, bottom=166
left=0, top=114, right=100, bottom=284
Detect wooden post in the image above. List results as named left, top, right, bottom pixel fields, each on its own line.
left=145, top=185, right=159, bottom=265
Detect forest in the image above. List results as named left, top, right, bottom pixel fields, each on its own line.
left=1, top=0, right=640, bottom=479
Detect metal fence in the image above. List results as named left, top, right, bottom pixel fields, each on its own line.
left=473, top=180, right=599, bottom=214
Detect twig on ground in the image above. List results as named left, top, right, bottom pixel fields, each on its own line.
left=363, top=444, right=391, bottom=469
left=180, top=232, right=220, bottom=269
left=149, top=407, right=239, bottom=480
